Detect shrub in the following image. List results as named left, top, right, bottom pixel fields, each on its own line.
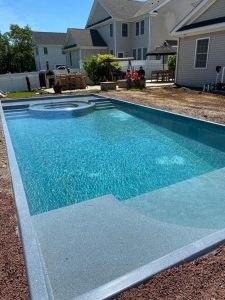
left=168, top=55, right=176, bottom=71
left=83, top=54, right=121, bottom=84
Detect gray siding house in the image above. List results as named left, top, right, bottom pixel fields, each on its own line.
left=172, top=0, right=225, bottom=88
left=64, top=0, right=195, bottom=69
left=32, top=32, right=66, bottom=71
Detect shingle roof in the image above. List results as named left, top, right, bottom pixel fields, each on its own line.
left=32, top=31, right=66, bottom=46
left=178, top=16, right=225, bottom=32
left=99, top=0, right=143, bottom=19
left=133, top=0, right=166, bottom=18
left=68, top=29, right=107, bottom=47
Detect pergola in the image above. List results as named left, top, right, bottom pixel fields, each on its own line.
left=104, top=57, right=135, bottom=80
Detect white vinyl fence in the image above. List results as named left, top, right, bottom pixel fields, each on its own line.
left=0, top=72, right=40, bottom=93
left=0, top=70, right=70, bottom=93
left=0, top=60, right=164, bottom=93
left=120, top=59, right=165, bottom=79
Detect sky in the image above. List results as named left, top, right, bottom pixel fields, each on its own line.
left=0, top=0, right=146, bottom=34
left=0, top=0, right=95, bottom=33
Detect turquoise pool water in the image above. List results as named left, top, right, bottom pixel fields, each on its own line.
left=4, top=101, right=225, bottom=216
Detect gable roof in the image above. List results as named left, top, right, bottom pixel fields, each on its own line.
left=171, top=0, right=222, bottom=36
left=65, top=29, right=107, bottom=48
left=133, top=0, right=167, bottom=18
left=178, top=15, right=225, bottom=32
left=32, top=31, right=66, bottom=46
left=99, top=0, right=143, bottom=19
left=87, top=0, right=168, bottom=26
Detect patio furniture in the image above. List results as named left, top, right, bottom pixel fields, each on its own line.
left=151, top=70, right=175, bottom=82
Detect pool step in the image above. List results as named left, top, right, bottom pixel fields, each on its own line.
left=4, top=109, right=30, bottom=119
left=123, top=167, right=225, bottom=229
left=92, top=100, right=115, bottom=110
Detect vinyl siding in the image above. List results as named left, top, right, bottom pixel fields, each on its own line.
left=176, top=31, right=225, bottom=87
left=151, top=0, right=194, bottom=50
left=193, top=0, right=225, bottom=23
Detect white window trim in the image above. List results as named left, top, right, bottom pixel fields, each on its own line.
left=117, top=51, right=125, bottom=58
left=194, top=37, right=210, bottom=69
left=121, top=23, right=129, bottom=38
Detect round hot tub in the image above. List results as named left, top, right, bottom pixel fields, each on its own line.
left=30, top=101, right=95, bottom=116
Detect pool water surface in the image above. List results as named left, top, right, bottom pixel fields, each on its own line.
left=5, top=101, right=225, bottom=216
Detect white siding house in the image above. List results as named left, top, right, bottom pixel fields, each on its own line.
left=32, top=31, right=67, bottom=71
left=172, top=0, right=225, bottom=88
left=86, top=0, right=196, bottom=58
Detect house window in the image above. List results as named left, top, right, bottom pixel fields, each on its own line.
left=143, top=48, right=147, bottom=59
left=138, top=48, right=142, bottom=60
left=44, top=47, right=48, bottom=55
left=136, top=22, right=139, bottom=36
left=62, top=48, right=65, bottom=55
left=69, top=52, right=72, bottom=66
left=141, top=20, right=145, bottom=35
left=195, top=38, right=210, bottom=68
left=110, top=24, right=113, bottom=37
left=110, top=49, right=114, bottom=55
left=36, top=47, right=39, bottom=55
left=122, top=23, right=128, bottom=37
left=133, top=49, right=137, bottom=60
left=117, top=52, right=124, bottom=58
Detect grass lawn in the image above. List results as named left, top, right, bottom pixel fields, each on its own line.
left=6, top=91, right=39, bottom=99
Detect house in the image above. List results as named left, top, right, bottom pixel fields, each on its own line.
left=63, top=0, right=196, bottom=71
left=32, top=31, right=67, bottom=71
left=84, top=0, right=196, bottom=60
left=172, top=0, right=225, bottom=88
left=64, top=29, right=108, bottom=69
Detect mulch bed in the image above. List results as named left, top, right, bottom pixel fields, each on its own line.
left=1, top=87, right=225, bottom=299
left=0, top=122, right=29, bottom=300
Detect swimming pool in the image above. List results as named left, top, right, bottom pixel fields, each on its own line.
left=4, top=96, right=225, bottom=217
left=2, top=94, right=225, bottom=299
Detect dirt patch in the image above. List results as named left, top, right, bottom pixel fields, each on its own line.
left=0, top=122, right=29, bottom=300
left=102, top=86, right=225, bottom=124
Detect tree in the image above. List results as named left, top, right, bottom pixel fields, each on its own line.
left=0, top=33, right=10, bottom=74
left=168, top=55, right=176, bottom=72
left=6, top=25, right=35, bottom=73
left=83, top=54, right=121, bottom=84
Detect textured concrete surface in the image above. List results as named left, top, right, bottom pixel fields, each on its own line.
left=32, top=195, right=213, bottom=300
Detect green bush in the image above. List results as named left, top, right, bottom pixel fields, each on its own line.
left=83, top=54, right=121, bottom=84
left=168, top=55, right=176, bottom=71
